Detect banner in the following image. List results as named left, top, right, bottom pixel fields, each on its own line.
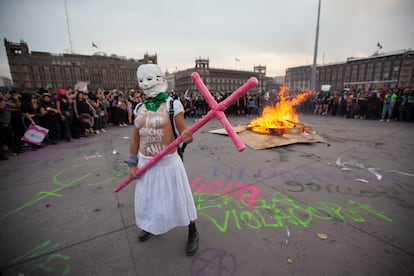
left=74, top=81, right=89, bottom=92
left=21, top=125, right=49, bottom=145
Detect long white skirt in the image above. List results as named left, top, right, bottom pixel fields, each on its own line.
left=134, top=151, right=198, bottom=235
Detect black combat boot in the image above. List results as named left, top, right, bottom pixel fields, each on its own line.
left=186, top=223, right=199, bottom=256
left=138, top=230, right=153, bottom=242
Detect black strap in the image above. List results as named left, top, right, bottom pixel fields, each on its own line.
left=170, top=99, right=186, bottom=160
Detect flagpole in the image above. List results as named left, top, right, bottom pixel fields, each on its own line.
left=310, top=0, right=321, bottom=92
left=64, top=0, right=73, bottom=53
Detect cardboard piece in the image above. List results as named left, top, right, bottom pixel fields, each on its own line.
left=209, top=125, right=327, bottom=150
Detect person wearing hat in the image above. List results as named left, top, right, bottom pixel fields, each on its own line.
left=38, top=92, right=61, bottom=144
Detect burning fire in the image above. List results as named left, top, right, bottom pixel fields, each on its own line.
left=247, top=86, right=312, bottom=134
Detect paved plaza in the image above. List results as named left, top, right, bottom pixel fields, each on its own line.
left=1, top=114, right=413, bottom=276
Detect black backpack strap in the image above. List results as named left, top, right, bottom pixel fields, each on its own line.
left=133, top=102, right=143, bottom=116
left=169, top=99, right=186, bottom=160
left=169, top=99, right=177, bottom=139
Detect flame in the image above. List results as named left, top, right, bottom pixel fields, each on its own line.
left=247, top=86, right=311, bottom=134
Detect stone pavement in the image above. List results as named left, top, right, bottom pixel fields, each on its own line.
left=0, top=115, right=413, bottom=276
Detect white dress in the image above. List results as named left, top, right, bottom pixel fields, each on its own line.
left=134, top=98, right=197, bottom=235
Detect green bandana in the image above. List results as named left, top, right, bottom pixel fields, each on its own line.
left=143, top=92, right=169, bottom=112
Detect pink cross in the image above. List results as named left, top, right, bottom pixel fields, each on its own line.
left=114, top=72, right=258, bottom=192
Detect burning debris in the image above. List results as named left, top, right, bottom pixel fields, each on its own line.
left=247, top=86, right=312, bottom=135
left=210, top=86, right=327, bottom=150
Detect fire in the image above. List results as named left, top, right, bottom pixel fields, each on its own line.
left=247, top=86, right=311, bottom=134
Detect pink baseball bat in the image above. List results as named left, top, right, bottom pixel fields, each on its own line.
left=114, top=72, right=258, bottom=192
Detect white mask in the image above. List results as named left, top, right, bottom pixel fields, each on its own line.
left=136, top=64, right=168, bottom=98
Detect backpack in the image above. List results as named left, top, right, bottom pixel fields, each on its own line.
left=133, top=99, right=186, bottom=161
left=169, top=99, right=186, bottom=161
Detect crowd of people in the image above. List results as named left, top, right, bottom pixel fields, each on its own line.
left=1, top=85, right=413, bottom=160
left=0, top=86, right=144, bottom=160
left=298, top=87, right=414, bottom=122
left=0, top=85, right=262, bottom=160
left=179, top=86, right=414, bottom=123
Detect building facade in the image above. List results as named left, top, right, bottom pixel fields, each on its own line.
left=285, top=49, right=414, bottom=92
left=173, top=58, right=271, bottom=96
left=0, top=76, right=13, bottom=87
left=4, top=39, right=157, bottom=91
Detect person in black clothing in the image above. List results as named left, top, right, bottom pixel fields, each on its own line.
left=56, top=88, right=72, bottom=142
left=73, top=91, right=95, bottom=136
left=38, top=92, right=61, bottom=144
left=364, top=91, right=382, bottom=120
left=8, top=89, right=26, bottom=150
left=313, top=91, right=324, bottom=115
left=0, top=88, right=22, bottom=157
left=21, top=91, right=42, bottom=150
left=21, top=91, right=39, bottom=127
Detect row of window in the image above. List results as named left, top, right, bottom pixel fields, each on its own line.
left=51, top=60, right=81, bottom=66
left=289, top=65, right=401, bottom=82
left=31, top=65, right=136, bottom=76
left=32, top=82, right=132, bottom=90
left=206, top=78, right=247, bottom=84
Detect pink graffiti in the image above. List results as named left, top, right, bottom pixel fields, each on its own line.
left=190, top=177, right=261, bottom=209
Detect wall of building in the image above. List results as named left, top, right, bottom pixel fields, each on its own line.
left=5, top=40, right=280, bottom=95
left=4, top=39, right=157, bottom=91
left=174, top=58, right=271, bottom=96
left=0, top=76, right=13, bottom=87
left=285, top=50, right=414, bottom=92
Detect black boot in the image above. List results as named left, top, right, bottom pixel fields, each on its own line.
left=138, top=230, right=153, bottom=242
left=186, top=223, right=199, bottom=256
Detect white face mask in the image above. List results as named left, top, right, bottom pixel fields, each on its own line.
left=137, top=64, right=168, bottom=98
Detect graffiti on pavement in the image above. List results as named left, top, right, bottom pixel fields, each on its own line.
left=191, top=177, right=393, bottom=233
left=284, top=180, right=414, bottom=197
left=0, top=161, right=126, bottom=221
left=212, top=164, right=404, bottom=183
left=191, top=248, right=237, bottom=276
left=190, top=177, right=260, bottom=209
left=8, top=240, right=70, bottom=276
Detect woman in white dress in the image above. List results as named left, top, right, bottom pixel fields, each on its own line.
left=126, top=64, right=198, bottom=256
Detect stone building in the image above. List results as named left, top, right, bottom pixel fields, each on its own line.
left=4, top=39, right=157, bottom=91
left=0, top=76, right=13, bottom=87
left=285, top=49, right=414, bottom=92
left=173, top=58, right=271, bottom=96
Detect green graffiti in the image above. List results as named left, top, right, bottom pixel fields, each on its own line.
left=195, top=192, right=393, bottom=233
left=10, top=240, right=71, bottom=275
left=347, top=199, right=393, bottom=223
left=0, top=160, right=127, bottom=221
left=86, top=173, right=123, bottom=187
left=1, top=164, right=92, bottom=221
left=12, top=240, right=59, bottom=264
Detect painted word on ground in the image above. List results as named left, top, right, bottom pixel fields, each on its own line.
left=191, top=177, right=392, bottom=233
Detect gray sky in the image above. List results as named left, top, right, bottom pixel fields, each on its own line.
left=1, top=0, right=413, bottom=80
